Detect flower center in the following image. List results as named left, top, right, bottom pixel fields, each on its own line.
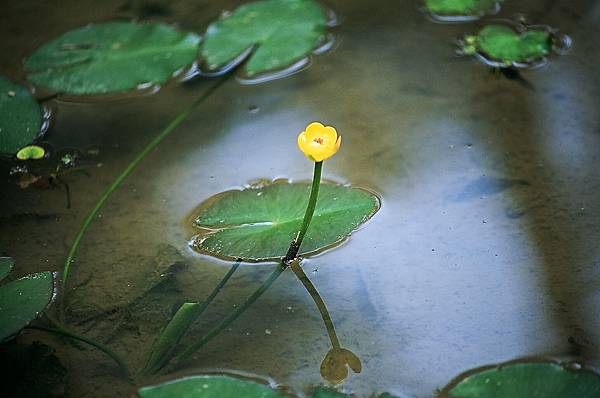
left=313, top=137, right=324, bottom=145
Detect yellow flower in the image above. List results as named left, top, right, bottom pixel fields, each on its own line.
left=297, top=122, right=342, bottom=162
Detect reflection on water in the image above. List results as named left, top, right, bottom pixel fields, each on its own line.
left=1, top=0, right=600, bottom=397
left=290, top=261, right=362, bottom=384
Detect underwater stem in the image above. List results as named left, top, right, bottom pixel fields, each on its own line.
left=60, top=73, right=233, bottom=308
left=284, top=161, right=322, bottom=262
left=26, top=324, right=131, bottom=380
left=290, top=261, right=340, bottom=348
left=174, top=263, right=285, bottom=366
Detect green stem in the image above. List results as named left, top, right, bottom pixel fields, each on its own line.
left=290, top=261, right=340, bottom=348
left=284, top=161, right=323, bottom=262
left=173, top=263, right=285, bottom=366
left=140, top=260, right=241, bottom=375
left=60, top=73, right=232, bottom=308
left=26, top=324, right=130, bottom=380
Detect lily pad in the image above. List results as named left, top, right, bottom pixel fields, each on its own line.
left=200, top=0, right=329, bottom=77
left=440, top=360, right=600, bottom=398
left=138, top=374, right=288, bottom=398
left=192, top=181, right=380, bottom=262
left=16, top=145, right=46, bottom=160
left=0, top=77, right=44, bottom=155
left=0, top=271, right=55, bottom=341
left=463, top=24, right=552, bottom=65
left=25, top=22, right=201, bottom=95
left=424, top=0, right=500, bottom=19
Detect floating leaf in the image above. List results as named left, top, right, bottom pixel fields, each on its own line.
left=192, top=181, right=380, bottom=262
left=16, top=145, right=46, bottom=160
left=138, top=374, right=288, bottom=398
left=462, top=24, right=552, bottom=66
left=0, top=271, right=54, bottom=341
left=201, top=0, right=328, bottom=77
left=25, top=22, right=201, bottom=95
left=424, top=0, right=500, bottom=19
left=440, top=360, right=600, bottom=398
left=0, top=257, right=14, bottom=281
left=0, top=77, right=44, bottom=156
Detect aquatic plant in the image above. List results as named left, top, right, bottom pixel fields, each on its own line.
left=458, top=22, right=570, bottom=69
left=422, top=0, right=502, bottom=22
left=141, top=122, right=378, bottom=376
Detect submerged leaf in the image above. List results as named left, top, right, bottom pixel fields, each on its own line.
left=441, top=360, right=600, bottom=398
left=0, top=77, right=44, bottom=155
left=0, top=271, right=54, bottom=341
left=25, top=22, right=200, bottom=95
left=0, top=257, right=15, bottom=281
left=192, top=181, right=380, bottom=262
left=138, top=374, right=287, bottom=397
left=201, top=0, right=328, bottom=76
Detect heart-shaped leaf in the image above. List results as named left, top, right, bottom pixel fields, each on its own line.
left=0, top=271, right=55, bottom=341
left=424, top=0, right=500, bottom=18
left=192, top=181, right=380, bottom=262
left=200, top=0, right=329, bottom=77
left=0, top=257, right=15, bottom=281
left=0, top=76, right=45, bottom=156
left=138, top=374, right=288, bottom=398
left=25, top=22, right=201, bottom=95
left=470, top=25, right=552, bottom=64
left=440, top=360, right=600, bottom=398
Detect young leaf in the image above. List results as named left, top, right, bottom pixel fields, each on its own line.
left=0, top=271, right=55, bottom=341
left=0, top=77, right=44, bottom=155
left=192, top=181, right=380, bottom=262
left=477, top=25, right=551, bottom=63
left=25, top=22, right=201, bottom=95
left=440, top=360, right=600, bottom=398
left=201, top=0, right=328, bottom=77
left=138, top=374, right=287, bottom=398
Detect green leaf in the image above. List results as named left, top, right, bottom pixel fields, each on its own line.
left=441, top=360, right=600, bottom=398
left=0, top=271, right=55, bottom=341
left=201, top=0, right=328, bottom=76
left=0, top=77, right=44, bottom=155
left=16, top=145, right=46, bottom=160
left=142, top=302, right=200, bottom=375
left=138, top=374, right=288, bottom=398
left=425, top=0, right=499, bottom=16
left=0, top=257, right=15, bottom=281
left=192, top=181, right=380, bottom=262
left=476, top=25, right=551, bottom=63
left=25, top=22, right=201, bottom=95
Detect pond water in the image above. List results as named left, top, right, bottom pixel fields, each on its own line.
left=2, top=0, right=600, bottom=397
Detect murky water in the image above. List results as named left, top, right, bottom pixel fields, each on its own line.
left=2, top=0, right=600, bottom=397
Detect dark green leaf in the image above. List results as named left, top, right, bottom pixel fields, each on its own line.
left=138, top=374, right=287, bottom=398
left=425, top=0, right=499, bottom=16
left=25, top=22, right=200, bottom=95
left=477, top=25, right=551, bottom=63
left=201, top=0, right=328, bottom=76
left=0, top=257, right=14, bottom=281
left=441, top=360, right=600, bottom=398
left=0, top=77, right=44, bottom=155
left=0, top=271, right=54, bottom=341
left=192, top=181, right=380, bottom=262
